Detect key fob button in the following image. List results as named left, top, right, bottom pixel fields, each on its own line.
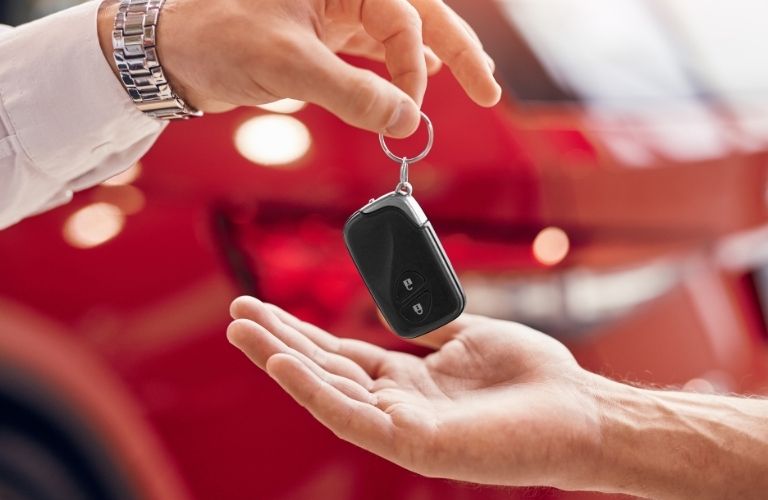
left=344, top=193, right=466, bottom=338
left=395, top=271, right=426, bottom=303
left=400, top=291, right=433, bottom=324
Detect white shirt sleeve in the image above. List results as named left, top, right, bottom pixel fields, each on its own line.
left=0, top=0, right=167, bottom=230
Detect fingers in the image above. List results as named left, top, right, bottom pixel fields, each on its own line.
left=266, top=353, right=394, bottom=456
left=455, top=16, right=495, bottom=73
left=358, top=0, right=427, bottom=106
left=423, top=46, right=443, bottom=75
left=230, top=297, right=374, bottom=387
left=227, top=317, right=280, bottom=370
left=265, top=303, right=388, bottom=377
left=340, top=31, right=442, bottom=75
left=409, top=0, right=501, bottom=107
left=279, top=35, right=420, bottom=138
left=328, top=0, right=428, bottom=106
left=227, top=318, right=376, bottom=404
left=339, top=30, right=387, bottom=62
left=457, top=16, right=482, bottom=47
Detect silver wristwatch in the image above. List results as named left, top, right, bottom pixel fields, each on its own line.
left=112, top=0, right=202, bottom=120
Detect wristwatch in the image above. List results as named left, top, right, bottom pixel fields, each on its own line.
left=111, top=0, right=202, bottom=120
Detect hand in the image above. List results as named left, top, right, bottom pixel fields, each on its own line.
left=227, top=297, right=605, bottom=491
left=98, top=0, right=502, bottom=137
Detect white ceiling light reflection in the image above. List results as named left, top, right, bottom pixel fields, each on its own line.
left=103, top=162, right=142, bottom=186
left=533, top=227, right=570, bottom=266
left=93, top=185, right=146, bottom=215
left=256, top=99, right=307, bottom=114
left=63, top=203, right=125, bottom=249
left=235, top=115, right=311, bottom=166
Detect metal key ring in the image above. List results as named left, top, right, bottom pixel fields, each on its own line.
left=379, top=112, right=434, bottom=165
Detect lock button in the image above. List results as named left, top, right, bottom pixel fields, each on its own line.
left=400, top=291, right=432, bottom=324
left=394, top=271, right=426, bottom=303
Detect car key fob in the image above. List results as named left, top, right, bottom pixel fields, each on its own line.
left=344, top=191, right=466, bottom=338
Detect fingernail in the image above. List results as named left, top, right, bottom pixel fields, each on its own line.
left=385, top=101, right=418, bottom=138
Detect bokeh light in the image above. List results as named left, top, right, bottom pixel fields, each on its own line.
left=533, top=227, right=570, bottom=266
left=234, top=115, right=312, bottom=166
left=92, top=185, right=146, bottom=215
left=103, top=162, right=142, bottom=186
left=63, top=203, right=126, bottom=249
left=256, top=99, right=307, bottom=114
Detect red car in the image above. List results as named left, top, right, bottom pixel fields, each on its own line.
left=1, top=1, right=768, bottom=498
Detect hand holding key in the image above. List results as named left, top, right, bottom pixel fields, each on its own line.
left=98, top=0, right=502, bottom=137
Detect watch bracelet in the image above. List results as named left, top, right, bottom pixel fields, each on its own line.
left=111, top=0, right=202, bottom=120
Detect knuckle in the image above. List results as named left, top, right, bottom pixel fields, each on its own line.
left=312, top=346, right=329, bottom=367
left=304, top=385, right=322, bottom=409
left=402, top=3, right=422, bottom=30
left=446, top=45, right=474, bottom=67
left=259, top=32, right=304, bottom=72
left=270, top=30, right=303, bottom=53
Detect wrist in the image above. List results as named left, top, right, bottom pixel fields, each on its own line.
left=586, top=377, right=768, bottom=499
left=150, top=0, right=193, bottom=108
left=98, top=0, right=189, bottom=102
left=96, top=0, right=202, bottom=119
left=541, top=372, right=626, bottom=494
left=151, top=0, right=235, bottom=113
left=97, top=0, right=120, bottom=79
left=586, top=377, right=681, bottom=498
left=510, top=369, right=615, bottom=493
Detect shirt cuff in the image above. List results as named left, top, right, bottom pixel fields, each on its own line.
left=0, top=0, right=165, bottom=181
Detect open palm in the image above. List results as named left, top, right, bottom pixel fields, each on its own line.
left=228, top=297, right=602, bottom=491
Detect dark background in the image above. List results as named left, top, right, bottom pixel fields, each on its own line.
left=0, top=0, right=83, bottom=25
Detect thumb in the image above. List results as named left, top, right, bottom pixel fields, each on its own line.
left=281, top=37, right=421, bottom=138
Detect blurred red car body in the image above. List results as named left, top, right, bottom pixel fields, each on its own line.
left=1, top=1, right=768, bottom=499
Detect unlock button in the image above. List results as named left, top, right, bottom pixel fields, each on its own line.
left=400, top=291, right=432, bottom=324
left=395, top=271, right=426, bottom=303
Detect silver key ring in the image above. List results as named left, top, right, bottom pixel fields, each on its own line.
left=379, top=112, right=434, bottom=165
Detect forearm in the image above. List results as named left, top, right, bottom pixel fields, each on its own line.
left=588, top=376, right=768, bottom=499
left=0, top=1, right=164, bottom=228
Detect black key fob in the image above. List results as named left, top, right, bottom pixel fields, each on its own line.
left=344, top=192, right=466, bottom=338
